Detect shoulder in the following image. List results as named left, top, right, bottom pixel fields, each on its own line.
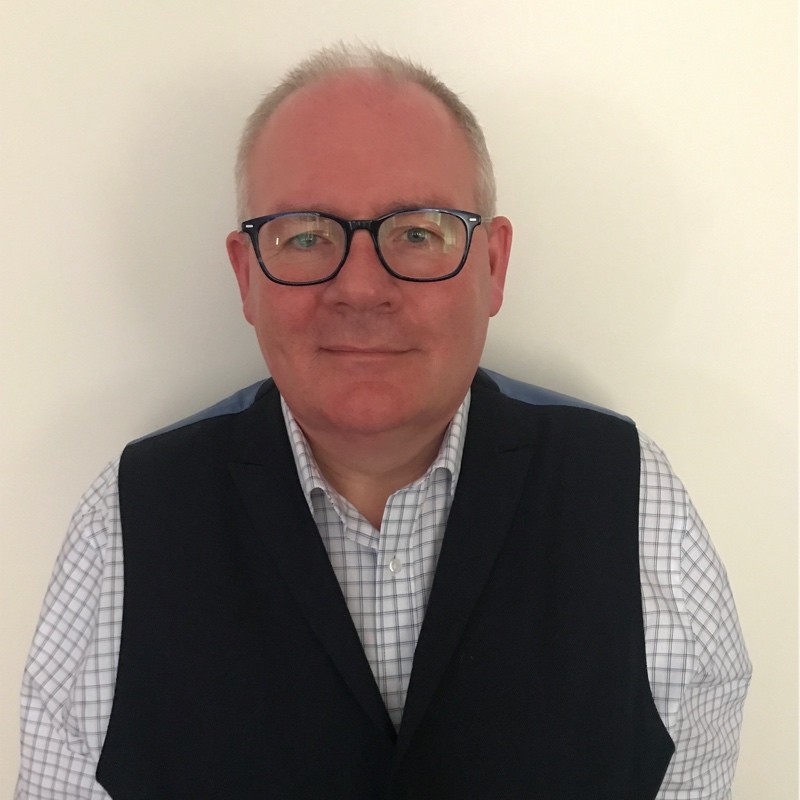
left=479, top=367, right=633, bottom=423
left=122, top=379, right=277, bottom=463
left=65, top=459, right=122, bottom=558
left=473, top=367, right=638, bottom=452
left=135, top=380, right=269, bottom=440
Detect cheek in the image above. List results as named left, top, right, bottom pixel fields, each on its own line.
left=250, top=287, right=312, bottom=357
left=448, top=264, right=495, bottom=320
left=422, top=281, right=492, bottom=358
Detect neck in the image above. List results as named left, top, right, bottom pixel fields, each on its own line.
left=299, top=421, right=449, bottom=530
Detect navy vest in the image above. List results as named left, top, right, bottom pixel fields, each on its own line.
left=97, top=375, right=673, bottom=798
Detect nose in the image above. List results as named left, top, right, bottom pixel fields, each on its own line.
left=322, top=229, right=401, bottom=310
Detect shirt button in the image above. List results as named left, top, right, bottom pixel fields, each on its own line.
left=388, top=557, right=403, bottom=574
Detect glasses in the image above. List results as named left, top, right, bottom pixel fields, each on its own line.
left=240, top=208, right=482, bottom=286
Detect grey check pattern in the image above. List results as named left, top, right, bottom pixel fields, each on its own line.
left=16, top=399, right=750, bottom=799
left=282, top=395, right=467, bottom=727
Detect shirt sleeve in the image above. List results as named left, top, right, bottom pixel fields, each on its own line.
left=639, top=433, right=752, bottom=799
left=16, top=463, right=122, bottom=800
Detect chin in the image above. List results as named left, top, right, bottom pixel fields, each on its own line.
left=330, top=386, right=418, bottom=433
left=295, top=381, right=429, bottom=438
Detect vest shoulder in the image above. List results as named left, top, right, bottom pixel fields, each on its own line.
left=122, top=380, right=276, bottom=466
left=480, top=368, right=633, bottom=423
left=470, top=371, right=640, bottom=469
left=134, top=380, right=270, bottom=442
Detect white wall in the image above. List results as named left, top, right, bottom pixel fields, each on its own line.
left=1, top=2, right=796, bottom=796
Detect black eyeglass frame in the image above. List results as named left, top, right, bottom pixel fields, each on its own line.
left=240, top=207, right=483, bottom=286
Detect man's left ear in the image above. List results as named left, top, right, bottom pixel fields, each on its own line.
left=486, top=216, right=513, bottom=316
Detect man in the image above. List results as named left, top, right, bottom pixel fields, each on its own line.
left=17, top=45, right=750, bottom=799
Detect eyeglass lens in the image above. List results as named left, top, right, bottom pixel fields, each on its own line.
left=256, top=210, right=468, bottom=283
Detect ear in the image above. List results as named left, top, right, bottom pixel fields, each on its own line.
left=485, top=215, right=513, bottom=317
left=226, top=230, right=256, bottom=324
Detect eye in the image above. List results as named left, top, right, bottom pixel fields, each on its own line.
left=403, top=227, right=436, bottom=244
left=393, top=225, right=447, bottom=248
left=288, top=231, right=321, bottom=249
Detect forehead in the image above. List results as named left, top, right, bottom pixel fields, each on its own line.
left=246, top=72, right=478, bottom=215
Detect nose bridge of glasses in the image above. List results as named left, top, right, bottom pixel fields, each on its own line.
left=346, top=218, right=381, bottom=244
left=347, top=219, right=375, bottom=232
left=342, top=218, right=384, bottom=260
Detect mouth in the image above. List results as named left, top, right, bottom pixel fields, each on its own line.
left=320, top=343, right=410, bottom=356
left=318, top=346, right=415, bottom=368
left=321, top=346, right=411, bottom=356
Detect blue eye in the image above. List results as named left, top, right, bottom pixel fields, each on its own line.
left=290, top=232, right=319, bottom=249
left=404, top=228, right=431, bottom=243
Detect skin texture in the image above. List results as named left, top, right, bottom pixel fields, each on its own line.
left=227, top=72, right=512, bottom=525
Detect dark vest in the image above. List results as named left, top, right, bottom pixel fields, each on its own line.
left=97, top=375, right=673, bottom=799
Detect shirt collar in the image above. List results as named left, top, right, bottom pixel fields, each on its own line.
left=280, top=390, right=471, bottom=511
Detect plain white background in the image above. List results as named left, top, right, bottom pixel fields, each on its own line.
left=1, top=2, right=796, bottom=796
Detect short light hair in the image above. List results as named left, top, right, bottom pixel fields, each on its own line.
left=235, top=43, right=497, bottom=222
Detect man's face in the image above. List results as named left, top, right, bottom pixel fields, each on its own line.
left=227, top=73, right=512, bottom=443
